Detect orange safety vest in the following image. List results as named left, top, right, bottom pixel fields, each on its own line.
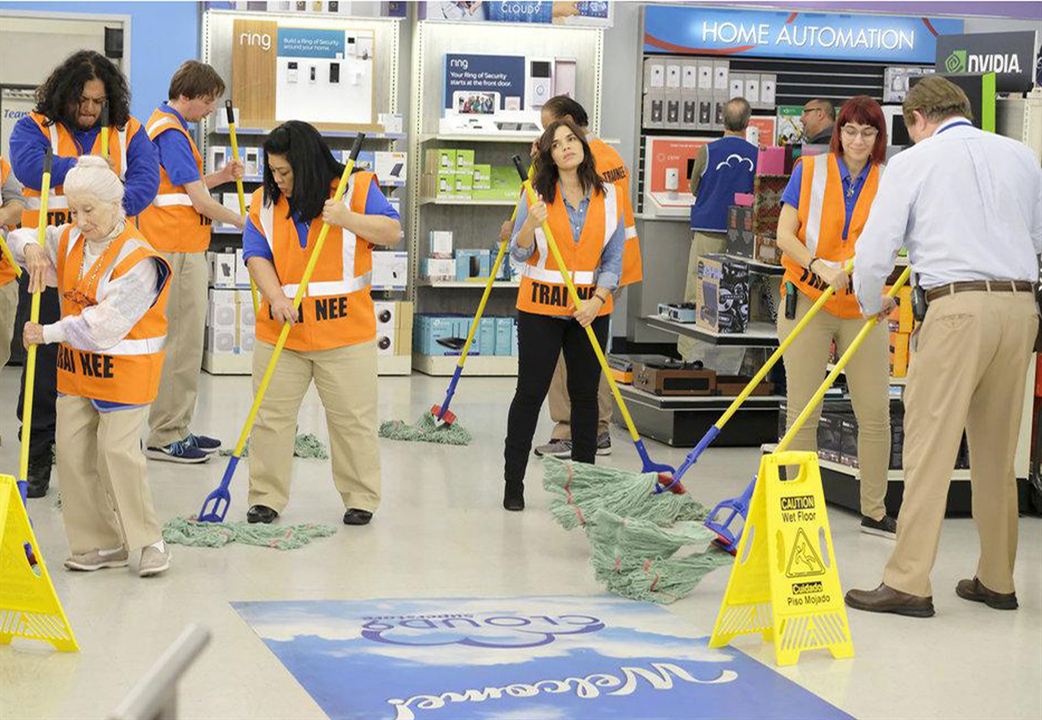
left=138, top=107, right=211, bottom=253
left=21, top=111, right=141, bottom=229
left=250, top=172, right=377, bottom=352
left=516, top=182, right=620, bottom=317
left=589, top=138, right=642, bottom=287
left=56, top=223, right=171, bottom=404
left=0, top=156, right=16, bottom=286
left=781, top=153, right=883, bottom=319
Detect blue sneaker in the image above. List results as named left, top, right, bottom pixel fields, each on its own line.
left=185, top=433, right=222, bottom=454
left=144, top=439, right=209, bottom=464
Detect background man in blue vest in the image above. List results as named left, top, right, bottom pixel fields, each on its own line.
left=678, top=97, right=757, bottom=367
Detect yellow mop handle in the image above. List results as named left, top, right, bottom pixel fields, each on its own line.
left=100, top=102, right=109, bottom=160
left=19, top=149, right=53, bottom=482
left=229, top=139, right=363, bottom=457
left=714, top=259, right=854, bottom=430
left=225, top=101, right=259, bottom=315
left=0, top=234, right=23, bottom=278
left=776, top=265, right=912, bottom=453
left=520, top=180, right=642, bottom=443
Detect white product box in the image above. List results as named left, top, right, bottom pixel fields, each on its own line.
left=375, top=151, right=407, bottom=186
left=744, top=77, right=761, bottom=105
left=697, top=62, right=713, bottom=91
left=371, top=250, right=408, bottom=290
left=429, top=230, right=453, bottom=258
left=760, top=74, right=777, bottom=106
left=209, top=146, right=228, bottom=176
left=729, top=74, right=744, bottom=101
left=378, top=113, right=404, bottom=134
left=211, top=252, right=237, bottom=288
left=423, top=258, right=456, bottom=281
left=713, top=60, right=729, bottom=92
left=234, top=248, right=250, bottom=287
left=214, top=106, right=240, bottom=131
left=665, top=64, right=682, bottom=89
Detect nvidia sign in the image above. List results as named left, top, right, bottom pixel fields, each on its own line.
left=936, top=31, right=1037, bottom=92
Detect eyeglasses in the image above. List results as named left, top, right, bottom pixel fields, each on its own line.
left=801, top=107, right=823, bottom=117
left=840, top=126, right=879, bottom=142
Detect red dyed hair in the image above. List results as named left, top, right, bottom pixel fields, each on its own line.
left=829, top=95, right=888, bottom=165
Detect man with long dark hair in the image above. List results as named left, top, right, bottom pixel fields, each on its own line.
left=9, top=50, right=159, bottom=498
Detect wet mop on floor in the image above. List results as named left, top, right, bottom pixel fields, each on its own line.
left=379, top=412, right=472, bottom=445
left=542, top=456, right=731, bottom=604
left=219, top=432, right=329, bottom=459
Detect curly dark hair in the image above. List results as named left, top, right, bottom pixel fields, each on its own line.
left=34, top=50, right=131, bottom=129
left=532, top=119, right=603, bottom=203
left=263, top=121, right=350, bottom=222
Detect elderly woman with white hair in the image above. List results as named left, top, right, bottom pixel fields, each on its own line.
left=8, top=155, right=173, bottom=577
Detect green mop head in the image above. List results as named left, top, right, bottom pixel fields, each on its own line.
left=379, top=411, right=472, bottom=446
left=586, top=509, right=733, bottom=604
left=219, top=432, right=329, bottom=459
left=542, top=456, right=709, bottom=531
left=163, top=516, right=337, bottom=550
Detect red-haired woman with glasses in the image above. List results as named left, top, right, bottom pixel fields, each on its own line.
left=775, top=95, right=896, bottom=538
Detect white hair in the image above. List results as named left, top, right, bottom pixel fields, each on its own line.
left=63, top=155, right=125, bottom=216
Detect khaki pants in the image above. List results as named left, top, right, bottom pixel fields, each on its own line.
left=548, top=354, right=612, bottom=439
left=884, top=291, right=1037, bottom=597
left=0, top=280, right=17, bottom=369
left=148, top=251, right=208, bottom=447
left=248, top=339, right=381, bottom=513
left=56, top=396, right=161, bottom=554
left=777, top=292, right=891, bottom=520
left=677, top=231, right=746, bottom=372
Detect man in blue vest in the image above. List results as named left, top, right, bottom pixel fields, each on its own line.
left=678, top=97, right=757, bottom=366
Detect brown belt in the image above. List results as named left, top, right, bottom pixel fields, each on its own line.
left=925, top=280, right=1035, bottom=303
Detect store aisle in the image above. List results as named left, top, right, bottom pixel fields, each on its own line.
left=0, top=367, right=1038, bottom=720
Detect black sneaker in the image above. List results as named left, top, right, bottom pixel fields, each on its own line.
left=861, top=514, right=897, bottom=538
left=185, top=433, right=222, bottom=454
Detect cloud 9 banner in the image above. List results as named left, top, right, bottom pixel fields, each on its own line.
left=644, top=5, right=964, bottom=63
left=233, top=595, right=853, bottom=720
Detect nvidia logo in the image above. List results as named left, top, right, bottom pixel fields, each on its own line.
left=945, top=49, right=968, bottom=73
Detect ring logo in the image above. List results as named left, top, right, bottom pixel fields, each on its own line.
left=945, top=49, right=967, bottom=73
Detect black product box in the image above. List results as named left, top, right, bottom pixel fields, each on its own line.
left=818, top=415, right=843, bottom=463
left=840, top=418, right=859, bottom=469
left=726, top=205, right=755, bottom=258
left=695, top=254, right=750, bottom=334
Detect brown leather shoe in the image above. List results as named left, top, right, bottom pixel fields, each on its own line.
left=845, top=583, right=935, bottom=617
left=956, top=577, right=1017, bottom=610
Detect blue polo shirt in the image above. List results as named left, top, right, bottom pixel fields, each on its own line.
left=780, top=156, right=873, bottom=241
left=150, top=102, right=203, bottom=186
left=242, top=176, right=400, bottom=262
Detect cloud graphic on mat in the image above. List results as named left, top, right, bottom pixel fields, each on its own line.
left=361, top=613, right=606, bottom=648
left=715, top=153, right=755, bottom=172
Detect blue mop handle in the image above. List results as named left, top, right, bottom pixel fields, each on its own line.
left=672, top=425, right=721, bottom=483
left=216, top=455, right=240, bottom=493
left=436, top=366, right=464, bottom=420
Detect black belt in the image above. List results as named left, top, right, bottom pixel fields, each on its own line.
left=925, top=280, right=1035, bottom=303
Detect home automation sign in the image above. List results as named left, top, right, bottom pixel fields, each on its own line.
left=643, top=5, right=964, bottom=63
left=936, top=31, right=1038, bottom=92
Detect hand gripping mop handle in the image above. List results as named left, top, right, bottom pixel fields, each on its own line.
left=705, top=265, right=912, bottom=552
left=434, top=156, right=531, bottom=422
left=198, top=134, right=366, bottom=522
left=511, top=158, right=675, bottom=482
left=672, top=259, right=855, bottom=484
left=226, top=101, right=260, bottom=316
left=17, top=147, right=53, bottom=501
left=100, top=102, right=109, bottom=160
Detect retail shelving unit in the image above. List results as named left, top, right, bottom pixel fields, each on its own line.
left=199, top=9, right=410, bottom=375
left=406, top=19, right=605, bottom=376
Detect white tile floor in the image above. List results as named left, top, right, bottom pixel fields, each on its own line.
left=0, top=367, right=1039, bottom=720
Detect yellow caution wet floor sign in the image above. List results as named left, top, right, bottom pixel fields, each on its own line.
left=0, top=475, right=78, bottom=652
left=709, top=451, right=852, bottom=666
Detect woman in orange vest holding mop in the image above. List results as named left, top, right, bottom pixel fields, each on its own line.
left=241, top=121, right=401, bottom=526
left=776, top=95, right=894, bottom=537
left=503, top=119, right=625, bottom=511
left=9, top=156, right=172, bottom=577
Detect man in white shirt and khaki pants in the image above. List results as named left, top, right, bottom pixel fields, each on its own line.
left=846, top=76, right=1042, bottom=618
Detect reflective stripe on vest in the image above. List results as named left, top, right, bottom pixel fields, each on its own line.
left=524, top=183, right=617, bottom=286
left=151, top=193, right=193, bottom=207
left=47, top=123, right=127, bottom=181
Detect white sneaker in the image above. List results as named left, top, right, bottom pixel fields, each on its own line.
left=139, top=546, right=171, bottom=577
left=65, top=547, right=129, bottom=571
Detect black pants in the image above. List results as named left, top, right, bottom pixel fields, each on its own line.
left=16, top=277, right=60, bottom=458
left=504, top=311, right=609, bottom=486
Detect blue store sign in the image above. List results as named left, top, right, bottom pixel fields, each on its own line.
left=644, top=5, right=964, bottom=63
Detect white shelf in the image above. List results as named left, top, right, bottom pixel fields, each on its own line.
left=420, top=198, right=518, bottom=206
left=725, top=254, right=784, bottom=275
left=377, top=354, right=412, bottom=376
left=761, top=444, right=970, bottom=482
left=420, top=132, right=541, bottom=143
left=412, top=353, right=517, bottom=377
left=419, top=279, right=519, bottom=288
left=826, top=363, right=906, bottom=387
left=641, top=316, right=779, bottom=347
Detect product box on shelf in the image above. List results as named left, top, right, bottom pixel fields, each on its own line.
left=209, top=250, right=237, bottom=289
left=726, top=205, right=754, bottom=258
left=206, top=288, right=255, bottom=357
left=436, top=149, right=457, bottom=173
left=437, top=172, right=456, bottom=199
left=421, top=257, right=456, bottom=282
left=839, top=418, right=859, bottom=468
left=233, top=249, right=250, bottom=288
left=378, top=112, right=404, bottom=135
left=752, top=175, right=788, bottom=236
left=395, top=301, right=414, bottom=357
left=455, top=249, right=483, bottom=281
left=454, top=172, right=473, bottom=199
left=633, top=361, right=716, bottom=396
left=374, top=151, right=407, bottom=186
left=887, top=285, right=914, bottom=333
left=495, top=316, right=513, bottom=356
left=479, top=317, right=496, bottom=356
left=374, top=301, right=396, bottom=356
left=817, top=414, right=842, bottom=463
left=429, top=230, right=454, bottom=258
left=372, top=251, right=408, bottom=290
left=757, top=147, right=785, bottom=175
left=890, top=331, right=910, bottom=377
left=695, top=254, right=750, bottom=334
left=760, top=73, right=778, bottom=107
left=472, top=164, right=492, bottom=190
left=414, top=315, right=456, bottom=356
left=455, top=149, right=475, bottom=173
left=752, top=234, right=781, bottom=265
left=474, top=166, right=523, bottom=202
